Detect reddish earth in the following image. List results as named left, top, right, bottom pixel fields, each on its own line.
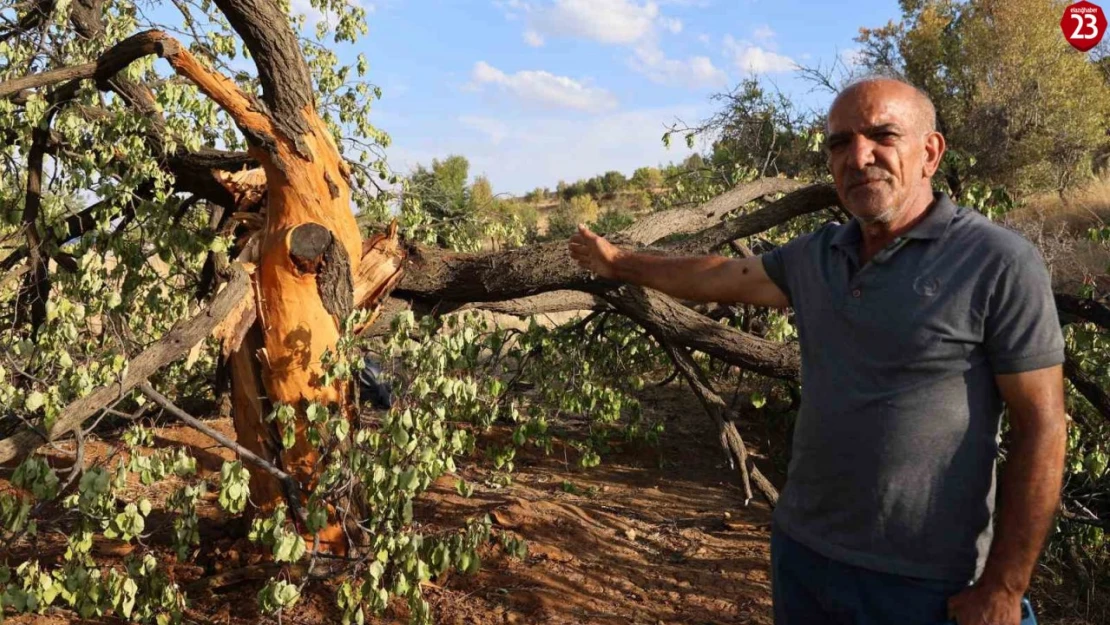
left=3, top=383, right=1104, bottom=624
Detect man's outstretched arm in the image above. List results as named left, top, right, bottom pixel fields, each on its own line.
left=567, top=224, right=789, bottom=308
left=948, top=365, right=1067, bottom=625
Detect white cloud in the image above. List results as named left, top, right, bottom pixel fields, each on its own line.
left=724, top=35, right=796, bottom=74
left=659, top=17, right=683, bottom=34
left=523, top=29, right=545, bottom=46
left=752, top=24, right=774, bottom=42
left=531, top=0, right=660, bottom=45
left=470, top=61, right=618, bottom=112
left=389, top=106, right=703, bottom=194
left=631, top=45, right=726, bottom=88
left=697, top=33, right=711, bottom=45
left=459, top=115, right=511, bottom=145
left=499, top=2, right=711, bottom=91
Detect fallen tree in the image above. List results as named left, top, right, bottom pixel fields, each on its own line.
left=0, top=0, right=1107, bottom=622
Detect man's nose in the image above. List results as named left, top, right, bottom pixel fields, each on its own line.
left=846, top=137, right=876, bottom=170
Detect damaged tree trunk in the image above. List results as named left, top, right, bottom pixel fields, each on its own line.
left=166, top=0, right=407, bottom=552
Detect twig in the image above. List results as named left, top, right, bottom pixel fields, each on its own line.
left=659, top=343, right=779, bottom=507
left=137, top=382, right=310, bottom=530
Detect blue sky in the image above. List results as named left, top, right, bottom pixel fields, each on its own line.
left=301, top=0, right=904, bottom=194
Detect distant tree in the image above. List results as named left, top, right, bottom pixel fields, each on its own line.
left=593, top=208, right=637, bottom=235
left=410, top=154, right=472, bottom=219
left=547, top=195, right=601, bottom=239
left=631, top=167, right=664, bottom=190
left=523, top=186, right=549, bottom=203
left=468, top=175, right=495, bottom=214
left=857, top=0, right=1110, bottom=195
left=601, top=170, right=627, bottom=195
left=569, top=195, right=600, bottom=223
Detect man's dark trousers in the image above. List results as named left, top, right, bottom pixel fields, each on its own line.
left=771, top=524, right=970, bottom=625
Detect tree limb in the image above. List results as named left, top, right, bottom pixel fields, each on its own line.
left=601, top=285, right=800, bottom=381
left=664, top=183, right=839, bottom=256
left=1055, top=293, right=1110, bottom=331
left=397, top=184, right=836, bottom=302
left=1064, top=352, right=1110, bottom=427
left=619, top=177, right=805, bottom=246
left=0, top=264, right=252, bottom=465
left=659, top=343, right=779, bottom=507
left=211, top=0, right=315, bottom=155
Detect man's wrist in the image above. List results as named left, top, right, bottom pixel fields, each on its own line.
left=976, top=567, right=1029, bottom=597
left=609, top=249, right=634, bottom=282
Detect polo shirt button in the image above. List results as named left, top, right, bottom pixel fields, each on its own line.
left=852, top=288, right=862, bottom=298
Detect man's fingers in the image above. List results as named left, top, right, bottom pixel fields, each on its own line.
left=577, top=223, right=597, bottom=239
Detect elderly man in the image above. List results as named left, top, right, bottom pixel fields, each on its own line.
left=567, top=76, right=1066, bottom=625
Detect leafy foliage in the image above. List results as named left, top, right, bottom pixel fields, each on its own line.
left=857, top=0, right=1110, bottom=195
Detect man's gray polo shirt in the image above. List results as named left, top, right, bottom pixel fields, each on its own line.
left=762, top=192, right=1064, bottom=582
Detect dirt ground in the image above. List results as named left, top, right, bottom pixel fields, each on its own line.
left=4, top=382, right=1105, bottom=625
left=4, top=383, right=776, bottom=625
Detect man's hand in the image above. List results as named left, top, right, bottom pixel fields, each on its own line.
left=947, top=581, right=1023, bottom=625
left=568, top=223, right=622, bottom=279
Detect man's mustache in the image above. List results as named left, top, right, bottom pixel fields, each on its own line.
left=846, top=169, right=893, bottom=188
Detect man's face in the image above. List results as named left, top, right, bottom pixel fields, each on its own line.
left=825, top=82, right=934, bottom=224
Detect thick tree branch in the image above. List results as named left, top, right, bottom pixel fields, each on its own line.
left=158, top=37, right=276, bottom=144
left=398, top=184, right=835, bottom=302
left=1055, top=293, right=1110, bottom=331
left=21, top=125, right=51, bottom=336
left=665, top=184, right=839, bottom=256
left=212, top=0, right=315, bottom=155
left=1, top=30, right=175, bottom=100
left=601, top=285, right=800, bottom=381
left=0, top=264, right=252, bottom=465
left=620, top=177, right=804, bottom=246
left=1064, top=353, right=1110, bottom=427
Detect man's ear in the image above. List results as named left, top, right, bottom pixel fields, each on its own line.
left=923, top=131, right=946, bottom=178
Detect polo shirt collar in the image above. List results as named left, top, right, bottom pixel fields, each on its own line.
left=830, top=191, right=956, bottom=251
left=903, top=192, right=957, bottom=240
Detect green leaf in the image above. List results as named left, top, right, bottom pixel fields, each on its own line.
left=24, top=391, right=45, bottom=412
left=750, top=390, right=766, bottom=409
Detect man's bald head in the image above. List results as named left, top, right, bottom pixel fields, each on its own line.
left=829, top=76, right=937, bottom=135
left=824, top=75, right=946, bottom=227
